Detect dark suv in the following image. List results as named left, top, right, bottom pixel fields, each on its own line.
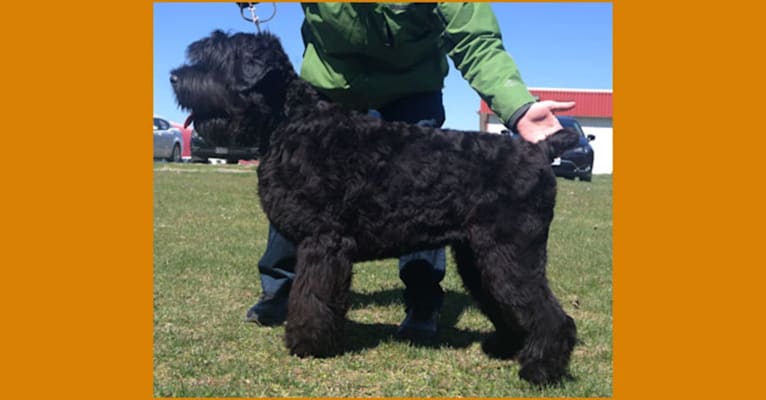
left=190, top=129, right=259, bottom=164
left=552, top=116, right=596, bottom=182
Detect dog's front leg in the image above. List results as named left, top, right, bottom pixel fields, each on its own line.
left=285, top=233, right=356, bottom=358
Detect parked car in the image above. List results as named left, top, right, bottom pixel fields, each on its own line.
left=498, top=115, right=595, bottom=181
left=552, top=116, right=595, bottom=182
left=153, top=115, right=183, bottom=162
left=169, top=121, right=193, bottom=160
left=190, top=129, right=259, bottom=164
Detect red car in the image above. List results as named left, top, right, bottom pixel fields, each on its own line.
left=169, top=121, right=192, bottom=159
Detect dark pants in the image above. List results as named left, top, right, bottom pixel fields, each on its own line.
left=257, top=91, right=447, bottom=313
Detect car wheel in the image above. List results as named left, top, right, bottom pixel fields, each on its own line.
left=168, top=144, right=181, bottom=163
left=580, top=171, right=592, bottom=182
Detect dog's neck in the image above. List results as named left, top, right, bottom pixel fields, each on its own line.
left=282, top=78, right=324, bottom=120
left=256, top=77, right=322, bottom=155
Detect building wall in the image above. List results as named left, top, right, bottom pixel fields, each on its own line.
left=485, top=115, right=613, bottom=174
left=576, top=117, right=612, bottom=174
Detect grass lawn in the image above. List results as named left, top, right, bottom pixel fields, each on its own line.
left=153, top=163, right=612, bottom=397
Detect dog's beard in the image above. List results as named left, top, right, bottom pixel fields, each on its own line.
left=191, top=109, right=275, bottom=155
left=192, top=117, right=239, bottom=147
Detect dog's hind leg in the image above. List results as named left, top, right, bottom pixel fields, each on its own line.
left=453, top=242, right=526, bottom=358
left=467, top=227, right=577, bottom=386
left=285, top=233, right=356, bottom=358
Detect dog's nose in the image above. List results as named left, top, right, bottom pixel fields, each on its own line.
left=170, top=74, right=179, bottom=85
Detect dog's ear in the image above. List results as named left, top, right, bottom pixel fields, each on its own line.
left=236, top=57, right=270, bottom=92
left=234, top=52, right=288, bottom=95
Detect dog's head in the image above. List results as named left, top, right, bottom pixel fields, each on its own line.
left=170, top=30, right=296, bottom=153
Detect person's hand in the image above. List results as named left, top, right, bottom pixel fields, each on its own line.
left=516, top=100, right=576, bottom=143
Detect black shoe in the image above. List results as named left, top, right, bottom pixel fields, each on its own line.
left=395, top=308, right=438, bottom=342
left=245, top=294, right=287, bottom=326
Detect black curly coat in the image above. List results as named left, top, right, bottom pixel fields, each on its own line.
left=171, top=31, right=579, bottom=385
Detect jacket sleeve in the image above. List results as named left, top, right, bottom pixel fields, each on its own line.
left=435, top=2, right=535, bottom=130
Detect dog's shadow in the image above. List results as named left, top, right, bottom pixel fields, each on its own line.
left=342, top=288, right=487, bottom=354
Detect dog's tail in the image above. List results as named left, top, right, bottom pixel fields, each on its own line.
left=543, top=128, right=580, bottom=161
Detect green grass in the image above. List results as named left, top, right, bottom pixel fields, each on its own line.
left=153, top=163, right=612, bottom=397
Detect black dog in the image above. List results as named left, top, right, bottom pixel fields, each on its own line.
left=171, top=31, right=579, bottom=385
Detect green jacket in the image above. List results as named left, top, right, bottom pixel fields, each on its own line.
left=299, top=2, right=535, bottom=128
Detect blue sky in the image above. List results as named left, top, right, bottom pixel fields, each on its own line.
left=154, top=2, right=612, bottom=131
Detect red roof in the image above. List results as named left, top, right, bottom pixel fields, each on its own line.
left=480, top=88, right=612, bottom=118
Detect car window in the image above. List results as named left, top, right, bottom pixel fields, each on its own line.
left=154, top=118, right=170, bottom=131
left=572, top=121, right=585, bottom=136
left=559, top=118, right=585, bottom=137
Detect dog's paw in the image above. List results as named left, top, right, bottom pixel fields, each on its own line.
left=518, top=360, right=573, bottom=386
left=285, top=327, right=341, bottom=358
left=481, top=331, right=525, bottom=359
left=286, top=339, right=337, bottom=358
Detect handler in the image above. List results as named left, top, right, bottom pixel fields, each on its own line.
left=244, top=2, right=575, bottom=342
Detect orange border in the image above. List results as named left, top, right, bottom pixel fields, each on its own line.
left=615, top=1, right=763, bottom=399
left=10, top=1, right=758, bottom=399
left=4, top=0, right=152, bottom=398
